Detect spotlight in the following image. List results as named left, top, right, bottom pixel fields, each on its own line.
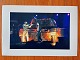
left=56, top=14, right=58, bottom=16
left=36, top=15, right=37, bottom=16
left=68, top=13, right=70, bottom=16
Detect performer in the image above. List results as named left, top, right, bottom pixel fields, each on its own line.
left=36, top=21, right=42, bottom=42
left=30, top=18, right=42, bottom=42
left=23, top=22, right=33, bottom=42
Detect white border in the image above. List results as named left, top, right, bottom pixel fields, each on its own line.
left=2, top=5, right=78, bottom=56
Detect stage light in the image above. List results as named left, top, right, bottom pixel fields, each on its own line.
left=68, top=13, right=70, bottom=16
left=51, top=43, right=56, bottom=46
left=36, top=15, right=37, bottom=16
left=56, top=14, right=58, bottom=16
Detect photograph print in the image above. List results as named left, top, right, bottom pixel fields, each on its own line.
left=2, top=6, right=78, bottom=56
left=10, top=12, right=70, bottom=49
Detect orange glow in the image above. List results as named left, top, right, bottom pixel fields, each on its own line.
left=19, top=29, right=37, bottom=42
left=51, top=43, right=56, bottom=46
left=41, top=30, right=59, bottom=42
left=19, top=29, right=27, bottom=42
left=19, top=28, right=62, bottom=43
left=57, top=28, right=62, bottom=37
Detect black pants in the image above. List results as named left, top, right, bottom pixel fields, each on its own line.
left=37, top=30, right=42, bottom=42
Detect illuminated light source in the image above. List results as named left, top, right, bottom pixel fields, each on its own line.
left=56, top=14, right=58, bottom=16
left=68, top=13, right=70, bottom=16
left=51, top=43, right=56, bottom=46
left=36, top=15, right=37, bottom=16
left=19, top=29, right=27, bottom=43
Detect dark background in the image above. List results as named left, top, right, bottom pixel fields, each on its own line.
left=10, top=12, right=70, bottom=49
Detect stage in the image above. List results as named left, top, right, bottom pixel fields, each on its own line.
left=10, top=37, right=69, bottom=49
